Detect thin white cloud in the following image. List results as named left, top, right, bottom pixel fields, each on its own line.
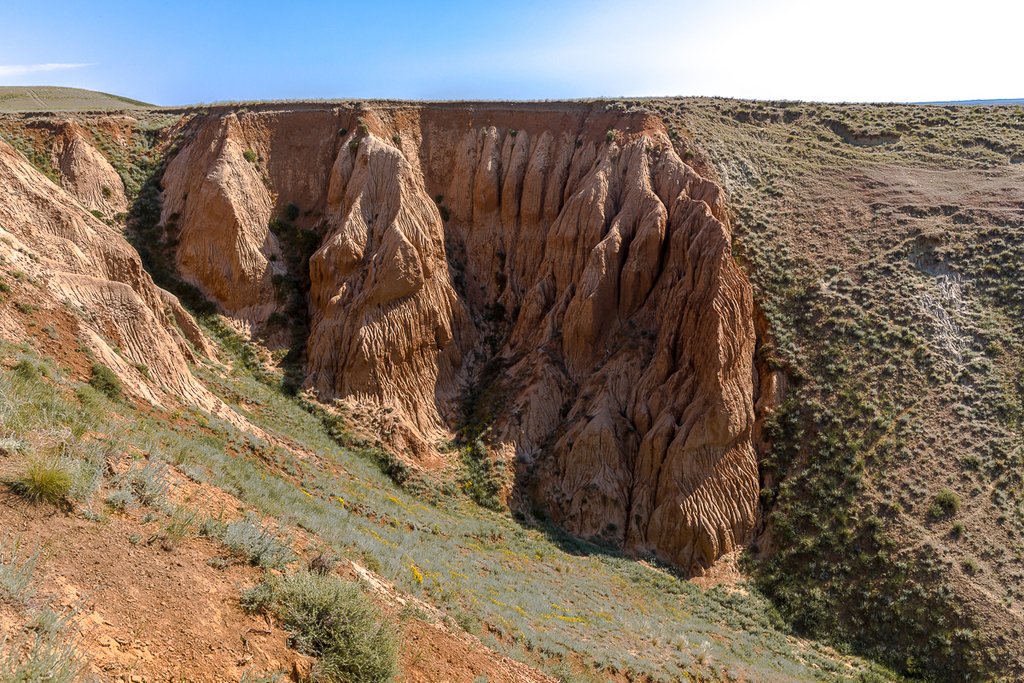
left=0, top=63, right=92, bottom=77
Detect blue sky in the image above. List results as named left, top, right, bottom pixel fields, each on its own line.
left=0, top=0, right=1019, bottom=105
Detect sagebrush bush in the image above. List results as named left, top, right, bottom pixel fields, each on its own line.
left=243, top=571, right=398, bottom=683
left=929, top=489, right=961, bottom=519
left=222, top=516, right=295, bottom=569
left=0, top=537, right=39, bottom=603
left=0, top=622, right=86, bottom=683
left=9, top=459, right=73, bottom=506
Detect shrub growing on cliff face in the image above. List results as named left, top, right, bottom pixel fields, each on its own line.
left=243, top=571, right=398, bottom=683
left=460, top=439, right=502, bottom=511
left=88, top=363, right=122, bottom=400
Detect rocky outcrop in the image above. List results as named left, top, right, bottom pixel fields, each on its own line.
left=52, top=122, right=129, bottom=217
left=159, top=104, right=758, bottom=574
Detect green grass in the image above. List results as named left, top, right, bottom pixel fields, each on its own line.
left=0, top=86, right=152, bottom=112
left=8, top=459, right=73, bottom=507
left=243, top=571, right=398, bottom=683
left=88, top=363, right=122, bottom=400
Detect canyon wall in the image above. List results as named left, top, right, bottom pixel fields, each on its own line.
left=0, top=136, right=227, bottom=417
left=160, top=103, right=758, bottom=573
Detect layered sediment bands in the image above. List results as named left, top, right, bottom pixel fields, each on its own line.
left=0, top=138, right=221, bottom=413
left=161, top=104, right=758, bottom=573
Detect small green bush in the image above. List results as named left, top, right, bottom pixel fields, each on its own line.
left=88, top=363, right=122, bottom=400
left=928, top=489, right=961, bottom=519
left=243, top=571, right=398, bottom=683
left=9, top=459, right=73, bottom=507
left=460, top=439, right=502, bottom=511
left=243, top=149, right=258, bottom=163
left=13, top=359, right=44, bottom=381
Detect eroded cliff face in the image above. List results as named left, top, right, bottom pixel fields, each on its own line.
left=159, top=104, right=758, bottom=573
left=51, top=121, right=129, bottom=218
left=0, top=137, right=228, bottom=419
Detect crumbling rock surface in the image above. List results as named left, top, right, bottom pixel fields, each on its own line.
left=160, top=104, right=758, bottom=574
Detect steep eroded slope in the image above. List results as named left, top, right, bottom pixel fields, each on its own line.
left=159, top=103, right=759, bottom=574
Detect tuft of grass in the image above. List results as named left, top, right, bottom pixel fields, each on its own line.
left=159, top=506, right=197, bottom=551
left=8, top=459, right=73, bottom=507
left=88, top=363, right=122, bottom=400
left=243, top=571, right=398, bottom=683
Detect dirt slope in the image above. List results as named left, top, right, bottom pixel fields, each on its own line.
left=0, top=137, right=216, bottom=410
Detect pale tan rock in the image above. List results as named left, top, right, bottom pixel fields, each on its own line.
left=161, top=113, right=280, bottom=330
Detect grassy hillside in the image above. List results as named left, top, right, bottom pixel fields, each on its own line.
left=0, top=98, right=902, bottom=677
left=642, top=98, right=1024, bottom=680
left=0, top=86, right=151, bottom=112
left=0, top=337, right=897, bottom=680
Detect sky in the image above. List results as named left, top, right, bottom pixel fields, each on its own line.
left=0, top=0, right=1019, bottom=105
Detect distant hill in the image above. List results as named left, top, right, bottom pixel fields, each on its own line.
left=919, top=98, right=1024, bottom=106
left=0, top=86, right=152, bottom=112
